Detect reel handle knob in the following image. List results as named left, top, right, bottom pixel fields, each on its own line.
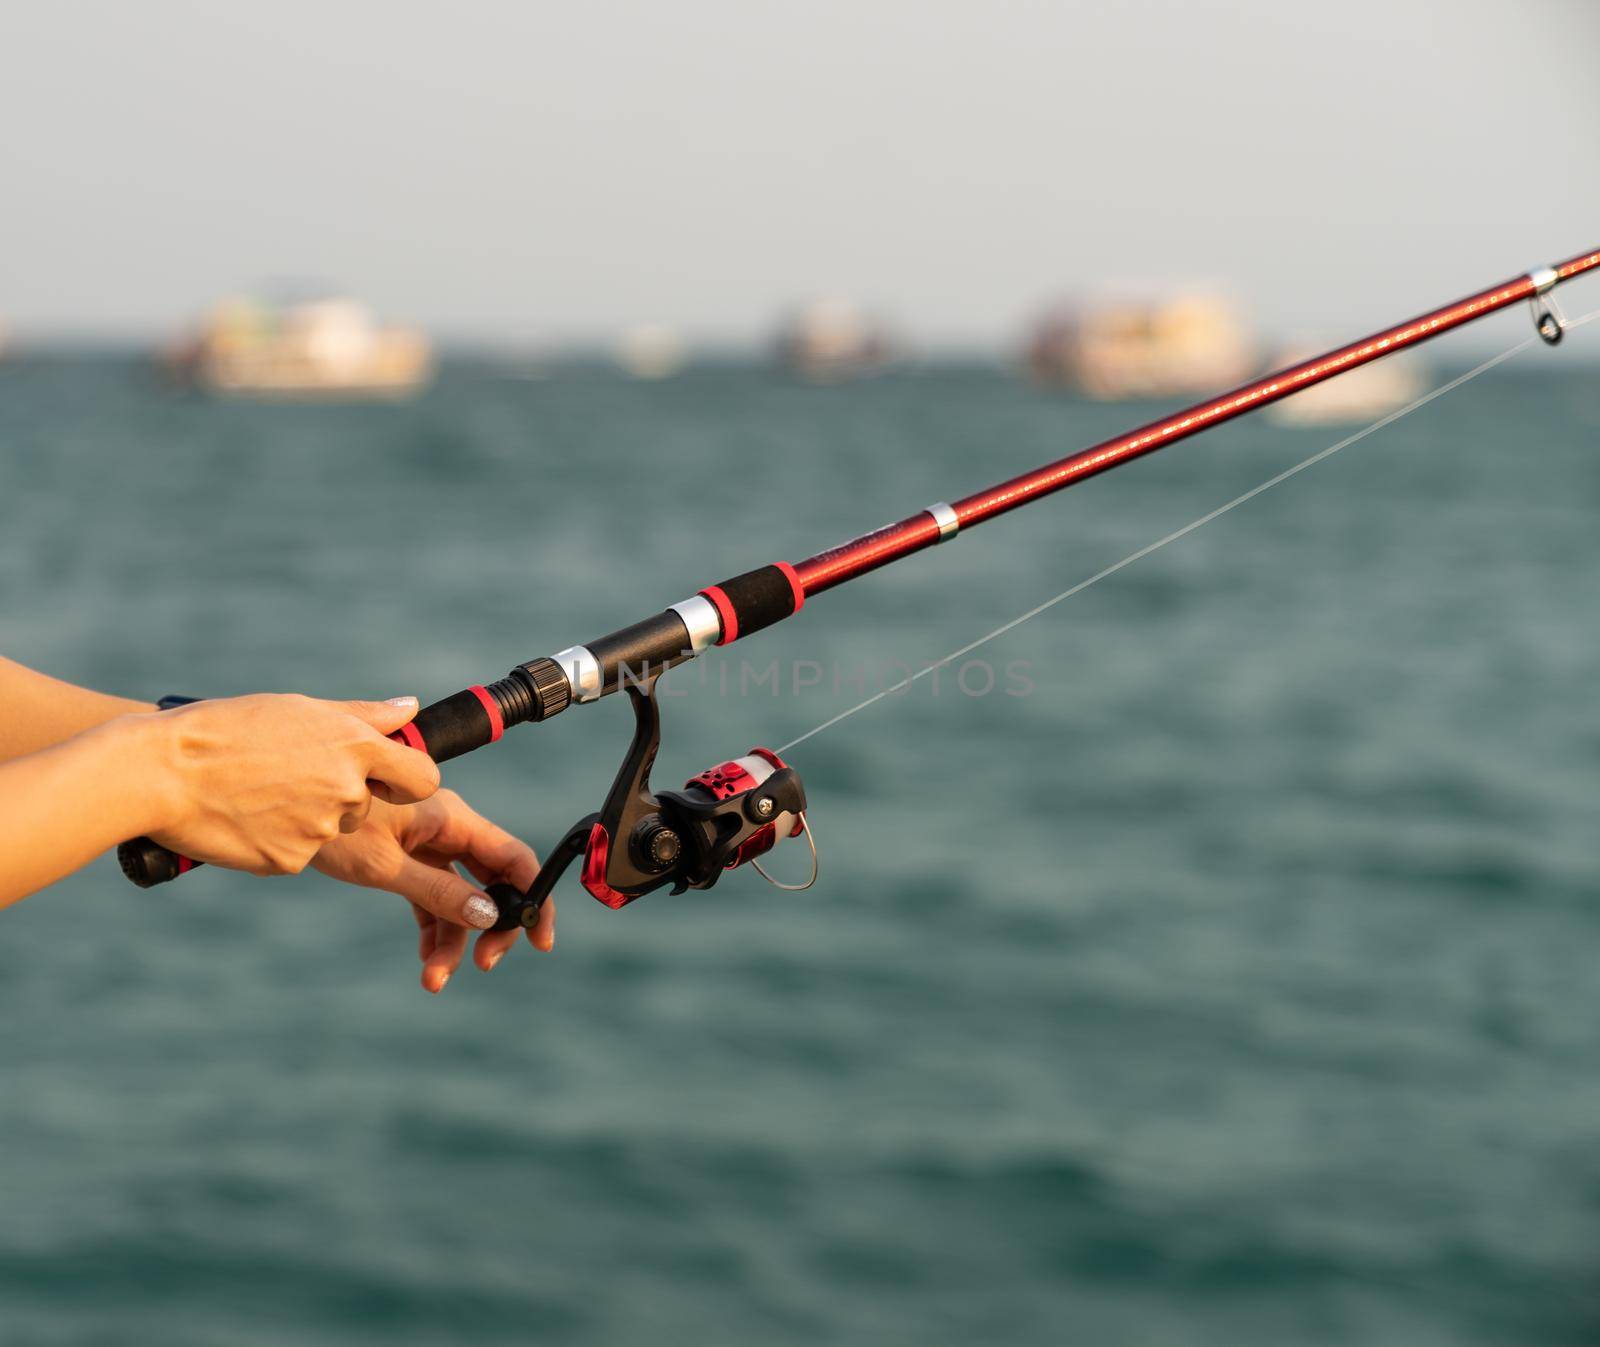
left=486, top=881, right=547, bottom=932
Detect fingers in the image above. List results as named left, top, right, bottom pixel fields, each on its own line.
left=473, top=926, right=521, bottom=972
left=526, top=893, right=556, bottom=953
left=320, top=694, right=440, bottom=805
left=412, top=787, right=537, bottom=883
left=414, top=891, right=554, bottom=990
left=411, top=903, right=437, bottom=961
left=384, top=854, right=501, bottom=930
left=339, top=696, right=421, bottom=736
left=442, top=804, right=553, bottom=957
left=455, top=887, right=553, bottom=965
left=363, top=735, right=442, bottom=806
left=388, top=795, right=556, bottom=993
left=429, top=798, right=542, bottom=895
left=422, top=921, right=469, bottom=994
left=338, top=794, right=373, bottom=834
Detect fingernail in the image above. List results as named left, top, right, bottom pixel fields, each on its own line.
left=386, top=695, right=419, bottom=708
left=484, top=951, right=503, bottom=971
left=462, top=894, right=499, bottom=929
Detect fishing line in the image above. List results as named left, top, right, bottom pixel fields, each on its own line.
left=777, top=306, right=1600, bottom=754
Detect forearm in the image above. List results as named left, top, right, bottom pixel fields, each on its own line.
left=0, top=715, right=175, bottom=909
left=0, top=657, right=155, bottom=762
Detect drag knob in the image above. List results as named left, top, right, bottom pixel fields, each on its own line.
left=631, top=818, right=682, bottom=873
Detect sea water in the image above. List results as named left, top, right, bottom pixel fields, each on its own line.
left=1, top=347, right=1598, bottom=1345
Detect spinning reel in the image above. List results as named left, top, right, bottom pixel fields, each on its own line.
left=487, top=672, right=816, bottom=930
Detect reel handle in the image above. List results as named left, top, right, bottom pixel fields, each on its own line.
left=485, top=815, right=594, bottom=930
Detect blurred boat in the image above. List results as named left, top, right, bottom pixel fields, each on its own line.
left=776, top=298, right=892, bottom=382
left=615, top=324, right=687, bottom=380
left=166, top=296, right=431, bottom=398
left=1026, top=292, right=1255, bottom=399
left=1266, top=344, right=1424, bottom=425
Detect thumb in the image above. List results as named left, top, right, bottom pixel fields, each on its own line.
left=341, top=695, right=421, bottom=736
left=384, top=854, right=502, bottom=930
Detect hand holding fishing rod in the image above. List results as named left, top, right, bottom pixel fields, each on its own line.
left=77, top=692, right=437, bottom=895
left=131, top=694, right=441, bottom=876
left=0, top=657, right=553, bottom=986
left=117, top=247, right=1600, bottom=926
left=116, top=682, right=526, bottom=886
left=0, top=671, right=418, bottom=904
left=157, top=693, right=557, bottom=982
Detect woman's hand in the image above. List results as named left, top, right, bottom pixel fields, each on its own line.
left=146, top=694, right=441, bottom=877
left=312, top=789, right=555, bottom=993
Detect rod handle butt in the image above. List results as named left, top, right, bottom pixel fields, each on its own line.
left=117, top=838, right=199, bottom=888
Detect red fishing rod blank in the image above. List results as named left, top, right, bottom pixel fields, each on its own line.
left=795, top=247, right=1600, bottom=594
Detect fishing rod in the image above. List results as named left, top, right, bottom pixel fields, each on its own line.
left=119, top=247, right=1600, bottom=924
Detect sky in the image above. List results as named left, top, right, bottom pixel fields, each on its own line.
left=1, top=0, right=1597, bottom=348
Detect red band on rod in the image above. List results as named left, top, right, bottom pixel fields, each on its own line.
left=700, top=585, right=739, bottom=645
left=774, top=561, right=806, bottom=614
left=392, top=722, right=427, bottom=752
left=468, top=685, right=504, bottom=742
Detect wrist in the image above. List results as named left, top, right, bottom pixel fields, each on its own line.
left=95, top=710, right=191, bottom=837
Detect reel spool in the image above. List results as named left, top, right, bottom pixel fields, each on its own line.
left=489, top=672, right=815, bottom=930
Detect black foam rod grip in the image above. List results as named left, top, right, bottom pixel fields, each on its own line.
left=701, top=564, right=804, bottom=644
left=390, top=686, right=504, bottom=764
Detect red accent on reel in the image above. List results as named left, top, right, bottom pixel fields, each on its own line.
left=727, top=823, right=778, bottom=868
left=687, top=759, right=759, bottom=800
left=579, top=823, right=634, bottom=909
left=686, top=750, right=803, bottom=868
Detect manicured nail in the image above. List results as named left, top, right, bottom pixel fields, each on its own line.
left=484, top=951, right=503, bottom=971
left=386, top=695, right=419, bottom=708
left=462, top=894, right=499, bottom=929
left=436, top=971, right=450, bottom=991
